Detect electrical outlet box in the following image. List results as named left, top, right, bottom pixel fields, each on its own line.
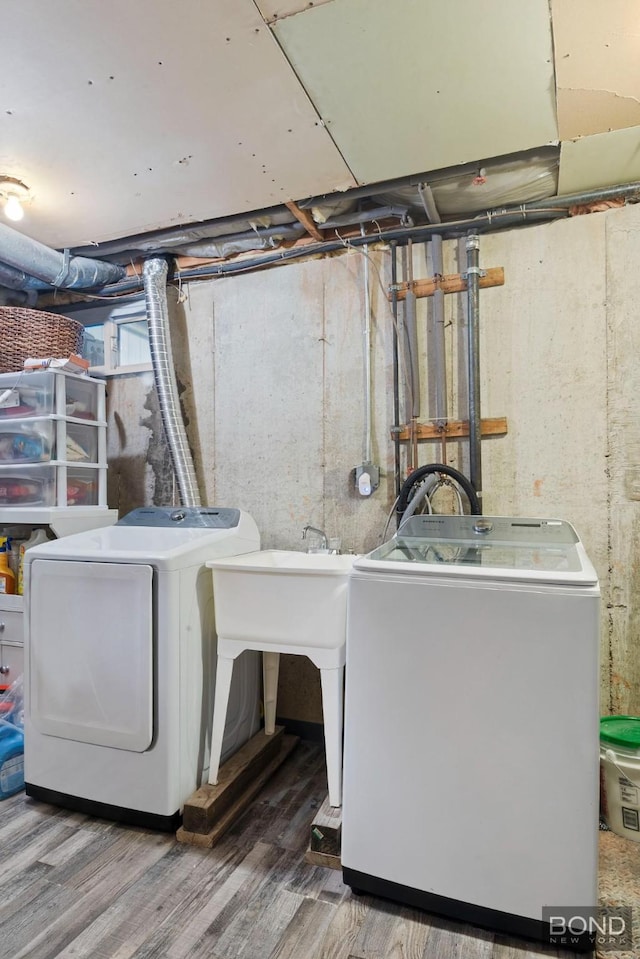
left=355, top=463, right=380, bottom=497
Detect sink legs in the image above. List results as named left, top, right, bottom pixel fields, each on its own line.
left=208, top=655, right=235, bottom=786
left=262, top=651, right=280, bottom=736
left=319, top=665, right=344, bottom=807
left=208, top=640, right=345, bottom=806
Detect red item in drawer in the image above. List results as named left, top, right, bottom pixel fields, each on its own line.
left=0, top=478, right=44, bottom=504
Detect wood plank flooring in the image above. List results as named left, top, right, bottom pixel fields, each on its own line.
left=0, top=743, right=578, bottom=959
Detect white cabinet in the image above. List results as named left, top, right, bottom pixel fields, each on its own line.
left=0, top=507, right=118, bottom=692
left=0, top=594, right=24, bottom=688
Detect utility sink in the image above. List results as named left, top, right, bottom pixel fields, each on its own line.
left=206, top=549, right=355, bottom=649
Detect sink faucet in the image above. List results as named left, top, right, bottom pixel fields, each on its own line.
left=302, top=525, right=328, bottom=551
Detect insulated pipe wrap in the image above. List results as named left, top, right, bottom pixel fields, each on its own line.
left=143, top=257, right=201, bottom=507
left=0, top=262, right=47, bottom=291
left=0, top=222, right=125, bottom=289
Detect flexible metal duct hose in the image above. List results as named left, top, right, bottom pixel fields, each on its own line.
left=142, top=257, right=201, bottom=507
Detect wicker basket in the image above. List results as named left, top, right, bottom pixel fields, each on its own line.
left=0, top=307, right=84, bottom=375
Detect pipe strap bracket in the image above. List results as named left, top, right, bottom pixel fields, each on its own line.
left=52, top=248, right=72, bottom=288
left=462, top=267, right=486, bottom=278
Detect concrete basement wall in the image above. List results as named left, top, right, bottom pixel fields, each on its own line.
left=106, top=201, right=640, bottom=723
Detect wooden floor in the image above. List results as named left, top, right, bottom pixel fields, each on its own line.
left=1, top=742, right=580, bottom=959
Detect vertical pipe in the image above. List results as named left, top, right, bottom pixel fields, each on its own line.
left=362, top=238, right=372, bottom=464
left=390, top=243, right=401, bottom=501
left=430, top=235, right=448, bottom=464
left=465, top=234, right=482, bottom=507
left=405, top=290, right=420, bottom=418
left=405, top=285, right=419, bottom=472
left=405, top=239, right=420, bottom=473
left=431, top=235, right=447, bottom=424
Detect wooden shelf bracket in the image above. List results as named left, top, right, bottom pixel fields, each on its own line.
left=391, top=416, right=508, bottom=442
left=389, top=266, right=504, bottom=301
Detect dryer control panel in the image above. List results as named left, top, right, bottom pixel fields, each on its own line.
left=118, top=506, right=241, bottom=529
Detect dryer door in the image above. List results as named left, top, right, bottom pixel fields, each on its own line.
left=29, top=559, right=154, bottom=751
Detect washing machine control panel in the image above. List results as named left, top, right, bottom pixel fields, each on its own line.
left=118, top=506, right=241, bottom=529
left=399, top=515, right=578, bottom=544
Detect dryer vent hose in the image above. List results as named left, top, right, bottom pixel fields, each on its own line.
left=143, top=257, right=201, bottom=507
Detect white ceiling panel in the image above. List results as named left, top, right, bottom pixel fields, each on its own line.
left=273, top=0, right=559, bottom=187
left=255, top=0, right=336, bottom=24
left=0, top=0, right=355, bottom=249
left=552, top=0, right=640, bottom=139
left=0, top=0, right=637, bottom=257
left=558, top=126, right=640, bottom=194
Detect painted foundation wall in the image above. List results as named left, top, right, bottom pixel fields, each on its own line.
left=106, top=201, right=640, bottom=723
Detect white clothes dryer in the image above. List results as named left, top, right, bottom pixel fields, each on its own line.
left=24, top=505, right=261, bottom=830
left=342, top=515, right=600, bottom=951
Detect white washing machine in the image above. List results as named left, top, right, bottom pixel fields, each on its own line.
left=342, top=515, right=600, bottom=950
left=23, top=505, right=261, bottom=830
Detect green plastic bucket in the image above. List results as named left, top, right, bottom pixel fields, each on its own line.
left=600, top=715, right=640, bottom=842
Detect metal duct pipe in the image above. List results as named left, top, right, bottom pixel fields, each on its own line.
left=0, top=287, right=30, bottom=306
left=0, top=261, right=50, bottom=291
left=465, top=235, right=482, bottom=506
left=142, top=257, right=201, bottom=507
left=0, top=221, right=125, bottom=289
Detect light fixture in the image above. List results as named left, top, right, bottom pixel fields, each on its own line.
left=0, top=176, right=30, bottom=222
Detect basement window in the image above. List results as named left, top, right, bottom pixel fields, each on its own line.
left=58, top=295, right=152, bottom=376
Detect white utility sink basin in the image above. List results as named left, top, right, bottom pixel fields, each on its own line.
left=206, top=549, right=355, bottom=649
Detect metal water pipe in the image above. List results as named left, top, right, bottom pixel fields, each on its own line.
left=390, top=242, right=401, bottom=500
left=465, top=234, right=482, bottom=506
left=430, top=234, right=448, bottom=465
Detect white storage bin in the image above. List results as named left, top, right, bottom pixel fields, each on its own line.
left=0, top=370, right=55, bottom=418
left=0, top=419, right=100, bottom=465
left=0, top=464, right=103, bottom=507
left=66, top=467, right=101, bottom=506
left=64, top=377, right=101, bottom=422
left=0, top=370, right=102, bottom=422
left=65, top=423, right=99, bottom=463
left=0, top=421, right=53, bottom=464
left=0, top=466, right=55, bottom=506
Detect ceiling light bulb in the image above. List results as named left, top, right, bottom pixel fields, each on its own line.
left=4, top=193, right=24, bottom=221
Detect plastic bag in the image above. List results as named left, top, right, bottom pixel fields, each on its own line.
left=0, top=675, right=24, bottom=798
left=0, top=673, right=23, bottom=729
